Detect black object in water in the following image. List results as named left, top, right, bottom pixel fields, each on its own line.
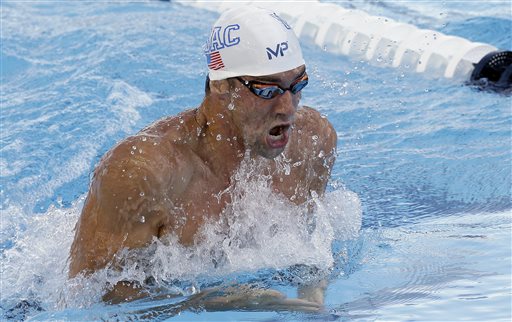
left=470, top=50, right=512, bottom=93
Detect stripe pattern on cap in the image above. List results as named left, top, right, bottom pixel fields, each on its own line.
left=206, top=51, right=225, bottom=70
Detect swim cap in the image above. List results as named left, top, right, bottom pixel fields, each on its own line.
left=204, top=7, right=305, bottom=81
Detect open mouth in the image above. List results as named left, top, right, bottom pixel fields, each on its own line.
left=269, top=124, right=290, bottom=137
left=267, top=124, right=291, bottom=149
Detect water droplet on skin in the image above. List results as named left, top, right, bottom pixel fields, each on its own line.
left=141, top=137, right=147, bottom=142
left=130, top=151, right=134, bottom=155
left=284, top=164, right=291, bottom=175
left=179, top=118, right=184, bottom=124
left=132, top=146, right=137, bottom=150
left=228, top=103, right=235, bottom=110
left=140, top=216, right=145, bottom=223
left=138, top=149, right=142, bottom=154
left=216, top=134, right=222, bottom=141
left=139, top=191, right=145, bottom=197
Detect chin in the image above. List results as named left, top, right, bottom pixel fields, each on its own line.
left=248, top=132, right=289, bottom=159
left=260, top=151, right=282, bottom=159
left=255, top=145, right=286, bottom=159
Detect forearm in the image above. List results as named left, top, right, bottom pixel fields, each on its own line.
left=103, top=281, right=150, bottom=304
left=298, top=279, right=328, bottom=305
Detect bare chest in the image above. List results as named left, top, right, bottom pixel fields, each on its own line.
left=160, top=157, right=312, bottom=245
left=160, top=169, right=232, bottom=245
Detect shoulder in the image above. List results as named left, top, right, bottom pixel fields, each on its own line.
left=92, top=114, right=197, bottom=198
left=88, top=136, right=167, bottom=205
left=280, top=106, right=337, bottom=197
left=292, top=106, right=337, bottom=154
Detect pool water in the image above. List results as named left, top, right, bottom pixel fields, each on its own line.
left=1, top=1, right=511, bottom=321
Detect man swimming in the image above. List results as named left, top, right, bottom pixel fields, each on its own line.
left=69, top=6, right=337, bottom=308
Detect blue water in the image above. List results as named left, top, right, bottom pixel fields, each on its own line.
left=1, top=1, right=511, bottom=321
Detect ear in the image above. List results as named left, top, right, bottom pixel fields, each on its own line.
left=210, top=79, right=231, bottom=95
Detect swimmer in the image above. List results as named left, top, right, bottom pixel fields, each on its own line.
left=69, top=6, right=336, bottom=310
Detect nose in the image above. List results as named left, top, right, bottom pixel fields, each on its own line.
left=273, top=90, right=297, bottom=120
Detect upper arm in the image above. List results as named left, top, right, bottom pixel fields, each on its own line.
left=69, top=141, right=174, bottom=277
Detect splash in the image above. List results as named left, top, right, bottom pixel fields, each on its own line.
left=1, top=156, right=361, bottom=315
left=1, top=202, right=81, bottom=313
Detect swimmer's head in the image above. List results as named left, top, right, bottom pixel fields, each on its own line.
left=204, top=7, right=305, bottom=81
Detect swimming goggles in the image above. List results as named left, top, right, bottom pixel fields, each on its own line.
left=236, top=72, right=308, bottom=99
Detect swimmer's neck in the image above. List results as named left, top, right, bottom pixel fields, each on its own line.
left=193, top=99, right=246, bottom=177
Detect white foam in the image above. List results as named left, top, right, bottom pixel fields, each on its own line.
left=1, top=203, right=80, bottom=310
left=106, top=80, right=152, bottom=134
left=1, top=158, right=362, bottom=310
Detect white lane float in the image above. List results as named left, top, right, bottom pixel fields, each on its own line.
left=176, top=0, right=511, bottom=93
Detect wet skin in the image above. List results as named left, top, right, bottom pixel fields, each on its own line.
left=68, top=65, right=337, bottom=307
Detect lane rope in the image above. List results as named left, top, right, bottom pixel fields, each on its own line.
left=176, top=0, right=511, bottom=92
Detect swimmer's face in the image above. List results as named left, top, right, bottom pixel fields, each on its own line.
left=229, top=65, right=306, bottom=159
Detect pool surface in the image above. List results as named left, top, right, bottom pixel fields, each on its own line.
left=1, top=1, right=511, bottom=321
